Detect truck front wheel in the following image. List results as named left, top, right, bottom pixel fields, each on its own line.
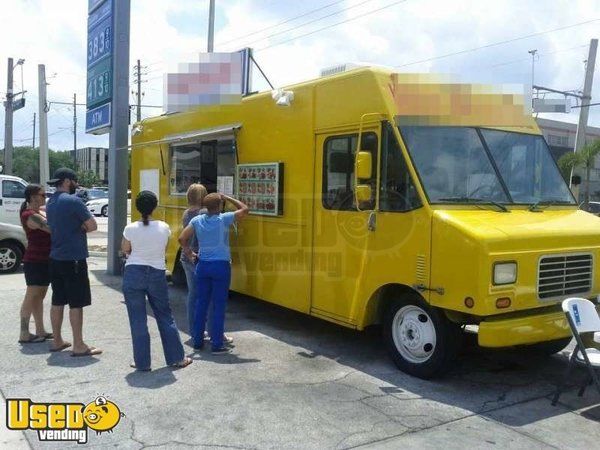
left=383, top=294, right=462, bottom=379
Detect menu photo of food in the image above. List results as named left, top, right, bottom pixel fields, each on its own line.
left=236, top=162, right=283, bottom=216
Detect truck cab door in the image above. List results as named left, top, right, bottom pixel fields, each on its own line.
left=311, top=128, right=380, bottom=326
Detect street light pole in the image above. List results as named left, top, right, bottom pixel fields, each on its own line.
left=207, top=0, right=215, bottom=52
left=528, top=49, right=537, bottom=108
left=3, top=58, right=14, bottom=174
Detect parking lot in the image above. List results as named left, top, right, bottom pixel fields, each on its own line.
left=1, top=257, right=599, bottom=449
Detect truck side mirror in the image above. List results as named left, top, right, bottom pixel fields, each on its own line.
left=355, top=151, right=372, bottom=180
left=355, top=184, right=372, bottom=203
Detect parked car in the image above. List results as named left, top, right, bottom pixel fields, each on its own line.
left=86, top=197, right=109, bottom=217
left=0, top=174, right=27, bottom=226
left=0, top=222, right=27, bottom=273
left=76, top=188, right=108, bottom=203
left=585, top=201, right=600, bottom=215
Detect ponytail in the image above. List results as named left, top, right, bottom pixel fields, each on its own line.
left=135, top=191, right=158, bottom=226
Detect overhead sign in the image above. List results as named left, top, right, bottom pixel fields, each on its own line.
left=86, top=102, right=111, bottom=134
left=12, top=98, right=25, bottom=111
left=86, top=0, right=112, bottom=134
left=533, top=98, right=571, bottom=113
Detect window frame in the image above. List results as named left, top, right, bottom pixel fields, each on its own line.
left=2, top=180, right=27, bottom=199
left=379, top=122, right=423, bottom=213
left=322, top=131, right=378, bottom=211
left=168, top=135, right=237, bottom=197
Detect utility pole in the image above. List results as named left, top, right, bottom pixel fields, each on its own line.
left=573, top=38, right=598, bottom=206
left=135, top=59, right=142, bottom=122
left=38, top=64, right=49, bottom=185
left=32, top=113, right=36, bottom=150
left=207, top=0, right=215, bottom=52
left=528, top=49, right=537, bottom=108
left=73, top=93, right=77, bottom=168
left=4, top=58, right=14, bottom=174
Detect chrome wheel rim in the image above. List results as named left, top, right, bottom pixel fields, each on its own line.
left=392, top=305, right=436, bottom=363
left=0, top=247, right=17, bottom=271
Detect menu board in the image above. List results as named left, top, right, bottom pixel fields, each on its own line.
left=236, top=162, right=283, bottom=216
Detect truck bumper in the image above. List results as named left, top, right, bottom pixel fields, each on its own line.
left=478, top=310, right=571, bottom=348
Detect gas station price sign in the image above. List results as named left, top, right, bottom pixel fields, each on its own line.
left=86, top=0, right=112, bottom=134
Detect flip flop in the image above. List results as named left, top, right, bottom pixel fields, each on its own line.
left=71, top=347, right=103, bottom=357
left=19, top=335, right=45, bottom=344
left=171, top=356, right=193, bottom=369
left=42, top=332, right=54, bottom=340
left=49, top=342, right=72, bottom=352
left=129, top=363, right=151, bottom=372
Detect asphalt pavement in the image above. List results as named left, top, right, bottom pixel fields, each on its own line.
left=1, top=257, right=599, bottom=449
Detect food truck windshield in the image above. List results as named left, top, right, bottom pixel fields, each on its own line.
left=399, top=126, right=576, bottom=207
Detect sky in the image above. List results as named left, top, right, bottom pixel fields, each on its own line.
left=0, top=0, right=599, bottom=152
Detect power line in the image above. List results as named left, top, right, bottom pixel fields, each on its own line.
left=246, top=0, right=378, bottom=48
left=395, top=18, right=600, bottom=68
left=257, top=0, right=408, bottom=52
left=219, top=0, right=349, bottom=47
left=486, top=44, right=588, bottom=69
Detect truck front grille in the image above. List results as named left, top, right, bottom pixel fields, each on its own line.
left=538, top=254, right=593, bottom=299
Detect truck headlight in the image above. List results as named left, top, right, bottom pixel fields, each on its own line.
left=493, top=262, right=517, bottom=285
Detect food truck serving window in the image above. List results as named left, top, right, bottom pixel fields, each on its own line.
left=170, top=138, right=236, bottom=195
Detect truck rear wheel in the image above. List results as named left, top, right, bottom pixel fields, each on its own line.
left=383, top=293, right=462, bottom=379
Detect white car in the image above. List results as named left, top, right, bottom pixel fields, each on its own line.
left=0, top=174, right=28, bottom=226
left=0, top=221, right=27, bottom=273
left=86, top=198, right=109, bottom=217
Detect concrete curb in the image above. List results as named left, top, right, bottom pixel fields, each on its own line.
left=89, top=251, right=108, bottom=257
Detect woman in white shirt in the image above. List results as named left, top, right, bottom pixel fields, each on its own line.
left=121, top=191, right=192, bottom=371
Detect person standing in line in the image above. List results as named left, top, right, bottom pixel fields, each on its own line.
left=180, top=183, right=233, bottom=345
left=18, top=184, right=53, bottom=344
left=180, top=183, right=207, bottom=335
left=122, top=191, right=192, bottom=371
left=178, top=193, right=248, bottom=354
left=45, top=168, right=102, bottom=356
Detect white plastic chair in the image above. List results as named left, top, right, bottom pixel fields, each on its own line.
left=552, top=297, right=600, bottom=406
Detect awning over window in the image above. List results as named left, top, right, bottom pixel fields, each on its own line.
left=130, top=123, right=242, bottom=150
left=164, top=122, right=242, bottom=145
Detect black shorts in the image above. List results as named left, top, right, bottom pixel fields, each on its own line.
left=49, top=259, right=92, bottom=308
left=23, top=261, right=50, bottom=287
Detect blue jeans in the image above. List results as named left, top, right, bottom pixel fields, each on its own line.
left=182, top=259, right=214, bottom=337
left=193, top=260, right=231, bottom=350
left=123, top=265, right=184, bottom=369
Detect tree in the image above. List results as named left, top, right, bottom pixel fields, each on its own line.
left=77, top=170, right=101, bottom=188
left=49, top=150, right=75, bottom=175
left=558, top=139, right=600, bottom=207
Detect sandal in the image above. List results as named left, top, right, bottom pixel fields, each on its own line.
left=19, top=334, right=45, bottom=344
left=171, top=356, right=193, bottom=368
left=71, top=347, right=103, bottom=357
left=130, top=363, right=151, bottom=372
left=49, top=342, right=72, bottom=352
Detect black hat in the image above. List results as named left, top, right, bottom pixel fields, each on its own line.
left=47, top=167, right=78, bottom=186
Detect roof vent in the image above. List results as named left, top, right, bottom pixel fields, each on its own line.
left=320, top=63, right=364, bottom=77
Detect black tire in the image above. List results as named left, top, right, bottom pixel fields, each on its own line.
left=383, top=293, right=462, bottom=379
left=0, top=241, right=23, bottom=274
left=521, top=337, right=572, bottom=356
left=101, top=205, right=108, bottom=217
left=170, top=258, right=187, bottom=286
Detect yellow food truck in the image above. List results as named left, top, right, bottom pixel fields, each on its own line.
left=130, top=67, right=600, bottom=378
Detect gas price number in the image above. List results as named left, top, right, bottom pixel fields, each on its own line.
left=87, top=58, right=112, bottom=108
left=87, top=17, right=111, bottom=66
